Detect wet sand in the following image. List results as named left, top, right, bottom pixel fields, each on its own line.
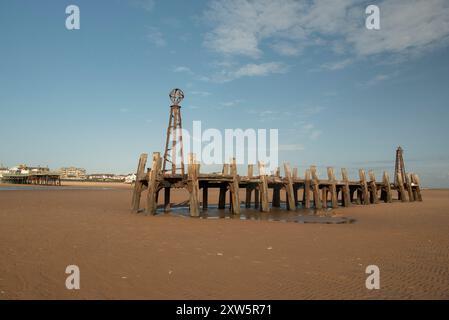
left=0, top=183, right=448, bottom=299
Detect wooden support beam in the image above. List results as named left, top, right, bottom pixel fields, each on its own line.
left=164, top=187, right=171, bottom=212
left=321, top=188, right=328, bottom=209
left=218, top=185, right=227, bottom=209
left=382, top=171, right=393, bottom=203
left=229, top=158, right=240, bottom=215
left=188, top=154, right=200, bottom=217
left=358, top=169, right=370, bottom=205
left=146, top=152, right=161, bottom=215
left=310, top=166, right=322, bottom=209
left=304, top=169, right=311, bottom=209
left=258, top=161, right=270, bottom=212
left=131, top=153, right=148, bottom=212
left=396, top=171, right=408, bottom=202
left=368, top=170, right=380, bottom=204
left=284, top=163, right=296, bottom=211
left=245, top=187, right=252, bottom=208
left=254, top=187, right=260, bottom=209
left=411, top=173, right=423, bottom=201
left=202, top=183, right=208, bottom=210
left=327, top=167, right=338, bottom=208
left=272, top=185, right=281, bottom=207
left=406, top=173, right=415, bottom=202
left=246, top=164, right=253, bottom=208
left=293, top=167, right=298, bottom=180
left=341, top=168, right=351, bottom=207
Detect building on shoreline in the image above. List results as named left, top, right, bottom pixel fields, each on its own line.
left=87, top=173, right=126, bottom=182
left=59, top=167, right=87, bottom=180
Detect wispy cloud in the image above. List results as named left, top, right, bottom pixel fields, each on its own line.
left=173, top=66, right=193, bottom=74
left=204, top=62, right=289, bottom=83
left=146, top=26, right=166, bottom=47
left=320, top=59, right=353, bottom=71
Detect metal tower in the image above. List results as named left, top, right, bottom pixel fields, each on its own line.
left=162, top=88, right=185, bottom=175
left=394, top=146, right=406, bottom=186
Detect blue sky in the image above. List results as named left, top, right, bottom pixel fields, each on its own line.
left=1, top=0, right=449, bottom=187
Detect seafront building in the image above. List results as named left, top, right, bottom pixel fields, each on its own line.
left=59, top=167, right=87, bottom=180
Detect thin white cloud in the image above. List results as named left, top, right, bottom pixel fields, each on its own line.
left=146, top=26, right=166, bottom=47
left=173, top=66, right=192, bottom=73
left=320, top=59, right=353, bottom=71
left=206, top=62, right=289, bottom=82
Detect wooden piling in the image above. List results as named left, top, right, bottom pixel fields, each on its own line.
left=229, top=158, right=240, bottom=215
left=382, top=171, right=393, bottom=203
left=358, top=169, right=370, bottom=205
left=406, top=173, right=415, bottom=202
left=368, top=170, right=379, bottom=204
left=131, top=153, right=148, bottom=212
left=284, top=163, right=296, bottom=210
left=258, top=161, right=270, bottom=212
left=304, top=169, right=311, bottom=209
left=310, top=166, right=322, bottom=209
left=327, top=167, right=338, bottom=208
left=411, top=173, right=423, bottom=201
left=396, top=171, right=408, bottom=202
left=341, top=168, right=351, bottom=207
left=146, top=152, right=161, bottom=215
left=188, top=154, right=200, bottom=217
left=202, top=183, right=208, bottom=210
left=218, top=185, right=227, bottom=209
left=164, top=187, right=171, bottom=211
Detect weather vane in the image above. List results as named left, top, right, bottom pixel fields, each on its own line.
left=169, top=88, right=184, bottom=106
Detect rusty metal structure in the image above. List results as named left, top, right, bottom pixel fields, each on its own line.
left=162, top=88, right=185, bottom=175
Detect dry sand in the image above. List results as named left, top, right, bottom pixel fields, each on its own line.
left=0, top=183, right=448, bottom=300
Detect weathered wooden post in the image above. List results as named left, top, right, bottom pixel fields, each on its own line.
left=358, top=169, right=370, bottom=205
left=245, top=164, right=254, bottom=208
left=131, top=153, right=148, bottom=212
left=284, top=163, right=296, bottom=211
left=396, top=171, right=408, bottom=202
left=310, top=166, right=322, bottom=209
left=146, top=152, right=161, bottom=215
left=303, top=169, right=311, bottom=209
left=188, top=153, right=200, bottom=217
left=381, top=171, right=393, bottom=203
left=218, top=185, right=227, bottom=209
left=272, top=185, right=281, bottom=207
left=164, top=187, right=171, bottom=211
left=406, top=173, right=415, bottom=202
left=229, top=158, right=240, bottom=215
left=202, top=182, right=208, bottom=210
left=341, top=168, right=351, bottom=207
left=411, top=173, right=423, bottom=201
left=368, top=170, right=380, bottom=204
left=258, top=161, right=270, bottom=212
left=327, top=167, right=338, bottom=208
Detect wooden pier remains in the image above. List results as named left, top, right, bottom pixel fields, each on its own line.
left=131, top=90, right=423, bottom=217
left=131, top=152, right=423, bottom=216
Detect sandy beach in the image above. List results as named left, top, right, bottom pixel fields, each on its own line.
left=0, top=183, right=448, bottom=300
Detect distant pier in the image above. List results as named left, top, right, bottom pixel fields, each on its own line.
left=1, top=173, right=61, bottom=186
